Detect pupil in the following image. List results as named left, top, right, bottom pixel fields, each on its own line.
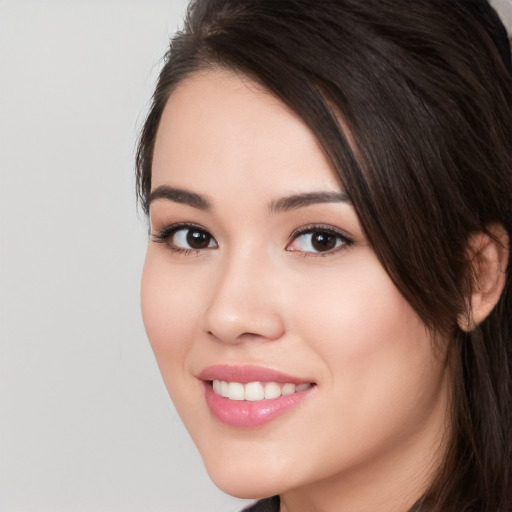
left=187, top=229, right=210, bottom=249
left=312, top=232, right=336, bottom=252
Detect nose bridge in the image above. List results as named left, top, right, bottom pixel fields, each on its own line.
left=203, top=246, right=285, bottom=344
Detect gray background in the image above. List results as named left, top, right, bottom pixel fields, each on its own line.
left=0, top=1, right=510, bottom=511
left=495, top=0, right=512, bottom=33
left=0, top=1, right=250, bottom=511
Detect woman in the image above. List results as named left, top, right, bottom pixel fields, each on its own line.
left=136, top=1, right=512, bottom=510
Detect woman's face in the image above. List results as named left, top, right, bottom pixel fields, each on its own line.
left=141, top=70, right=452, bottom=505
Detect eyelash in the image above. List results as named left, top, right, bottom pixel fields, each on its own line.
left=151, top=223, right=354, bottom=257
left=151, top=222, right=216, bottom=256
left=287, top=225, right=354, bottom=258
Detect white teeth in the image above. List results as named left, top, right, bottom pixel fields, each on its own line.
left=264, top=382, right=281, bottom=399
left=244, top=382, right=265, bottom=401
left=227, top=382, right=245, bottom=401
left=281, top=383, right=296, bottom=395
left=213, top=380, right=222, bottom=395
left=212, top=380, right=312, bottom=400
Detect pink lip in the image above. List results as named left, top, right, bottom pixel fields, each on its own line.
left=198, top=365, right=315, bottom=428
left=198, top=365, right=311, bottom=384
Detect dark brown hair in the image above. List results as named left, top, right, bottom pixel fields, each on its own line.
left=136, top=1, right=512, bottom=510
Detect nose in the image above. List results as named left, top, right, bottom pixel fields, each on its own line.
left=202, top=252, right=286, bottom=344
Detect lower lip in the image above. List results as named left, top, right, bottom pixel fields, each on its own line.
left=203, top=382, right=313, bottom=428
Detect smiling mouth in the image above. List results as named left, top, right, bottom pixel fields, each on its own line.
left=211, top=380, right=314, bottom=401
left=201, top=367, right=316, bottom=427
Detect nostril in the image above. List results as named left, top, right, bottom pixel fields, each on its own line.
left=203, top=301, right=286, bottom=344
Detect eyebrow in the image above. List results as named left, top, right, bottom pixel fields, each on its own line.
left=148, top=185, right=212, bottom=211
left=148, top=186, right=350, bottom=214
left=269, top=191, right=351, bottom=213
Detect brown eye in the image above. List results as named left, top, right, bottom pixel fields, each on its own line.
left=186, top=229, right=213, bottom=249
left=310, top=232, right=337, bottom=252
left=286, top=227, right=351, bottom=255
left=163, top=226, right=217, bottom=251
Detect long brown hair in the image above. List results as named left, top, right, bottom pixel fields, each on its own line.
left=136, top=1, right=512, bottom=510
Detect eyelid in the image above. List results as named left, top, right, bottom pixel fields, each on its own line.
left=286, top=224, right=354, bottom=256
left=151, top=222, right=218, bottom=254
left=152, top=221, right=202, bottom=241
left=151, top=222, right=353, bottom=257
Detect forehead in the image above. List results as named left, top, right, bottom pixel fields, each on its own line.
left=151, top=70, right=342, bottom=197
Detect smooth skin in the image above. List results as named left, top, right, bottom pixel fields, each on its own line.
left=141, top=70, right=454, bottom=512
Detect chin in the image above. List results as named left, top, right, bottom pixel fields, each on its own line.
left=202, top=456, right=286, bottom=499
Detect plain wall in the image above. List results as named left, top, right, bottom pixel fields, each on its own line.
left=0, top=1, right=250, bottom=511
left=493, top=0, right=512, bottom=32
left=1, top=1, right=510, bottom=512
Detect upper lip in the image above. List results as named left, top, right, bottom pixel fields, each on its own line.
left=198, top=365, right=314, bottom=385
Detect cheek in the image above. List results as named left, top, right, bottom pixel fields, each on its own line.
left=289, top=254, right=442, bottom=429
left=290, top=253, right=410, bottom=360
left=140, top=249, right=203, bottom=368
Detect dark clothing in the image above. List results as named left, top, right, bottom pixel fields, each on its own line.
left=242, top=496, right=280, bottom=512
